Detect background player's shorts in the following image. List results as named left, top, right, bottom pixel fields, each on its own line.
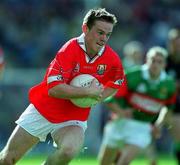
left=16, top=104, right=87, bottom=142
left=102, top=118, right=152, bottom=149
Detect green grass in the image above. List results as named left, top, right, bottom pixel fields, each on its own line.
left=16, top=155, right=178, bottom=165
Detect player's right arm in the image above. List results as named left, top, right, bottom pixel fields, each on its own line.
left=48, top=79, right=103, bottom=100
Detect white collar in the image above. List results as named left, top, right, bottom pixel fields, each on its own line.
left=77, top=33, right=105, bottom=56
left=142, top=64, right=167, bottom=82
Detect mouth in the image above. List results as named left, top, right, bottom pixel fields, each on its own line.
left=96, top=42, right=104, bottom=47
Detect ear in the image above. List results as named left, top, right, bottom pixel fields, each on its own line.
left=82, top=24, right=89, bottom=34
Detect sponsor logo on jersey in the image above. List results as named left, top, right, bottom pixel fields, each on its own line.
left=83, top=66, right=93, bottom=69
left=97, top=64, right=106, bottom=75
left=129, top=93, right=163, bottom=113
left=80, top=81, right=92, bottom=87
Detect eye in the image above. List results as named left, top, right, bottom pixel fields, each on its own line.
left=98, top=31, right=104, bottom=35
left=97, top=30, right=111, bottom=39
left=106, top=33, right=111, bottom=38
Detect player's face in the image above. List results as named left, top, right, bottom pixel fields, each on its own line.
left=147, top=53, right=166, bottom=79
left=83, top=20, right=113, bottom=56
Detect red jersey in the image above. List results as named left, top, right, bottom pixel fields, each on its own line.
left=29, top=34, right=125, bottom=123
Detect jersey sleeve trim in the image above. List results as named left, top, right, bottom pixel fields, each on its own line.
left=105, top=78, right=124, bottom=89
left=47, top=75, right=63, bottom=84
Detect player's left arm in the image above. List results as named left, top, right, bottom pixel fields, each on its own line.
left=153, top=78, right=177, bottom=138
left=101, top=87, right=118, bottom=100
left=101, top=53, right=126, bottom=100
left=151, top=106, right=167, bottom=139
left=100, top=74, right=125, bottom=101
left=154, top=106, right=169, bottom=128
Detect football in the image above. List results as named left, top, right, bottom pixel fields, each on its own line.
left=70, top=74, right=99, bottom=108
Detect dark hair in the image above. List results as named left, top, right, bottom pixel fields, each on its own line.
left=83, top=8, right=117, bottom=29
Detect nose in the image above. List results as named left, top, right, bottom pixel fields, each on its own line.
left=101, top=34, right=107, bottom=41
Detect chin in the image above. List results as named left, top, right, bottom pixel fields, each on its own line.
left=96, top=47, right=102, bottom=52
left=92, top=48, right=99, bottom=54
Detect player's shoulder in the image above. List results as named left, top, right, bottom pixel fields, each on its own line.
left=105, top=45, right=119, bottom=56
left=104, top=45, right=122, bottom=64
left=164, top=73, right=176, bottom=84
left=162, top=73, right=176, bottom=92
left=57, top=37, right=78, bottom=53
left=125, top=65, right=141, bottom=74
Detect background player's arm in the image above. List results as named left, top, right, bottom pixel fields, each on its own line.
left=152, top=106, right=171, bottom=138
left=107, top=102, right=132, bottom=118
left=155, top=106, right=169, bottom=128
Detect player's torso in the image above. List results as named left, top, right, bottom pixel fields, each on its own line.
left=68, top=44, right=117, bottom=85
left=125, top=66, right=175, bottom=122
left=130, top=75, right=172, bottom=100
left=29, top=40, right=122, bottom=123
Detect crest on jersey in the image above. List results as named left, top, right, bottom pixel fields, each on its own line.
left=97, top=64, right=106, bottom=75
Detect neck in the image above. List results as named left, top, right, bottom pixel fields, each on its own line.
left=149, top=71, right=160, bottom=80
left=84, top=41, right=97, bottom=57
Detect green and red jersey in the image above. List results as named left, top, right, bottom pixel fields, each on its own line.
left=29, top=34, right=125, bottom=123
left=107, top=65, right=176, bottom=123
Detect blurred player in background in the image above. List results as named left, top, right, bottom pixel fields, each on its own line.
left=122, top=40, right=144, bottom=68
left=166, top=28, right=180, bottom=165
left=98, top=46, right=176, bottom=165
left=0, top=8, right=125, bottom=165
left=99, top=40, right=144, bottom=136
left=103, top=40, right=158, bottom=165
left=122, top=41, right=158, bottom=165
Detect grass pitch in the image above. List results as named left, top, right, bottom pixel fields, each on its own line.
left=16, top=154, right=177, bottom=165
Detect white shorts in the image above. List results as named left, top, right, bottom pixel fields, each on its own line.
left=102, top=118, right=152, bottom=149
left=16, top=104, right=87, bottom=142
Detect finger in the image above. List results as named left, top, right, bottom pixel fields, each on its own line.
left=92, top=78, right=102, bottom=87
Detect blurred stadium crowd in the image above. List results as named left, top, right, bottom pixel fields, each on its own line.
left=0, top=0, right=180, bottom=157
left=0, top=0, right=180, bottom=68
